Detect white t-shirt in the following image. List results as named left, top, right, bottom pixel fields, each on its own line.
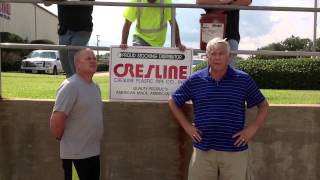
left=53, top=74, right=103, bottom=159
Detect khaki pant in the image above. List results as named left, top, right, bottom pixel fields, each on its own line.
left=188, top=148, right=249, bottom=180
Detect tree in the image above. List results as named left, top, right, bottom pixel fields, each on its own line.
left=282, top=36, right=312, bottom=51
left=314, top=38, right=320, bottom=52
left=249, top=42, right=285, bottom=60
left=249, top=35, right=319, bottom=60
left=30, top=39, right=55, bottom=44
left=1, top=33, right=57, bottom=71
left=0, top=32, right=25, bottom=43
left=1, top=32, right=29, bottom=71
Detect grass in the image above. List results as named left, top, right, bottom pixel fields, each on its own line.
left=261, top=89, right=320, bottom=104
left=1, top=72, right=109, bottom=100
left=1, top=72, right=320, bottom=104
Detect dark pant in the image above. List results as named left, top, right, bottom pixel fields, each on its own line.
left=62, top=155, right=100, bottom=180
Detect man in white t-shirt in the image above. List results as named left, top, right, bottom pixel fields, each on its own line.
left=50, top=48, right=103, bottom=180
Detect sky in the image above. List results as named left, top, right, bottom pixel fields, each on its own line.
left=42, top=0, right=320, bottom=52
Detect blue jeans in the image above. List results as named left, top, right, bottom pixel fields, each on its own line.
left=59, top=30, right=92, bottom=77
left=228, top=39, right=238, bottom=67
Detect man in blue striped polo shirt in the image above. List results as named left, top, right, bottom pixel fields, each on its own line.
left=168, top=37, right=269, bottom=180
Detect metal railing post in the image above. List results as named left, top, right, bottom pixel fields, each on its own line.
left=170, top=7, right=176, bottom=48
left=313, top=0, right=318, bottom=53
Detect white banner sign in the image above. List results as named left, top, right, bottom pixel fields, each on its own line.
left=110, top=47, right=193, bottom=102
left=202, top=23, right=224, bottom=43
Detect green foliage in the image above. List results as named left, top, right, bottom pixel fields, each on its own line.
left=237, top=58, right=320, bottom=90
left=97, top=62, right=109, bottom=72
left=1, top=33, right=56, bottom=71
left=192, top=60, right=208, bottom=72
left=192, top=58, right=320, bottom=90
left=282, top=36, right=312, bottom=51
left=249, top=35, right=319, bottom=60
left=30, top=39, right=55, bottom=44
left=0, top=32, right=25, bottom=43
left=315, top=38, right=320, bottom=52
left=1, top=32, right=29, bottom=71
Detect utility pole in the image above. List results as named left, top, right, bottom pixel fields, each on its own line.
left=313, top=0, right=318, bottom=53
left=34, top=5, right=37, bottom=40
left=96, top=34, right=100, bottom=61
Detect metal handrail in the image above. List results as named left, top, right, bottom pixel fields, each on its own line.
left=0, top=0, right=319, bottom=99
left=0, top=43, right=110, bottom=51
left=1, top=43, right=320, bottom=57
left=1, top=0, right=320, bottom=12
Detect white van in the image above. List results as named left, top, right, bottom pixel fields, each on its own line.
left=20, top=50, right=64, bottom=75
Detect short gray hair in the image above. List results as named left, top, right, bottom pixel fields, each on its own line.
left=73, top=48, right=92, bottom=64
left=206, top=38, right=230, bottom=57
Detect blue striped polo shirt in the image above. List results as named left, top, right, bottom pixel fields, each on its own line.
left=171, top=66, right=265, bottom=152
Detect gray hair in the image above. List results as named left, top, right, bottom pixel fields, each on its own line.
left=73, top=48, right=93, bottom=64
left=206, top=38, right=230, bottom=57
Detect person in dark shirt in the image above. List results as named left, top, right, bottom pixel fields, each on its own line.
left=225, top=10, right=240, bottom=67
left=44, top=0, right=94, bottom=77
left=204, top=0, right=251, bottom=67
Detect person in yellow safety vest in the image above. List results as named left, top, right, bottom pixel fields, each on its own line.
left=120, top=0, right=186, bottom=51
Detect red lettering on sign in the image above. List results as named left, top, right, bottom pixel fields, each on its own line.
left=163, top=65, right=167, bottom=79
left=168, top=66, right=178, bottom=79
left=155, top=65, right=162, bottom=79
left=114, top=64, right=125, bottom=77
left=0, top=3, right=11, bottom=16
left=179, top=66, right=188, bottom=79
left=127, top=63, right=134, bottom=77
left=136, top=64, right=143, bottom=78
left=145, top=65, right=154, bottom=78
left=114, top=63, right=134, bottom=77
left=113, top=63, right=188, bottom=79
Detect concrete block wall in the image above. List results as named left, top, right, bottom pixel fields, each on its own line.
left=0, top=100, right=319, bottom=180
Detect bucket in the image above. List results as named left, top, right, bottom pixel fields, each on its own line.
left=200, top=12, right=227, bottom=50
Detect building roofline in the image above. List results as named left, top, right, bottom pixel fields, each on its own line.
left=35, top=4, right=57, bottom=18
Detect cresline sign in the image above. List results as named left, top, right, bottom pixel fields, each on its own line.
left=109, top=46, right=193, bottom=102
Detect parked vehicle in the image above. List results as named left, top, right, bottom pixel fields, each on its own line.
left=20, top=50, right=63, bottom=75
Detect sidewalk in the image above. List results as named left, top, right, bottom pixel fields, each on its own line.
left=94, top=71, right=109, bottom=77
